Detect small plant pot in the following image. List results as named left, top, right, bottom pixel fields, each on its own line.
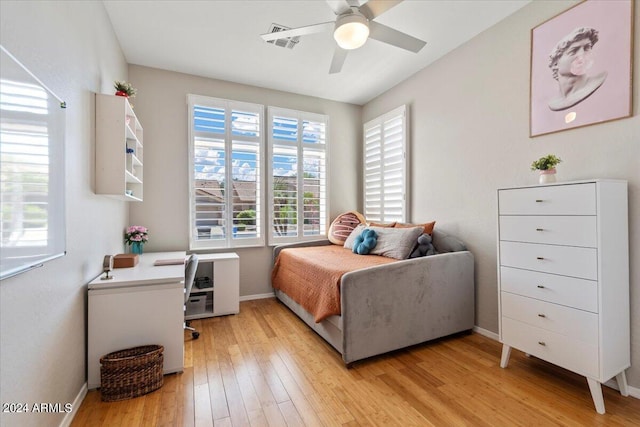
left=115, top=91, right=129, bottom=98
left=539, top=168, right=557, bottom=184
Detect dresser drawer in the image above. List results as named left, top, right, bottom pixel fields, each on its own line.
left=499, top=216, right=597, bottom=248
left=499, top=241, right=597, bottom=280
left=501, top=292, right=598, bottom=345
left=501, top=317, right=598, bottom=378
left=498, top=183, right=596, bottom=215
left=500, top=267, right=598, bottom=312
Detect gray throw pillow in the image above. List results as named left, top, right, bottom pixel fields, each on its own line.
left=432, top=230, right=467, bottom=253
left=367, top=226, right=424, bottom=260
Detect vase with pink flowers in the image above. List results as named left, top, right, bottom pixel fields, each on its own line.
left=125, top=225, right=148, bottom=254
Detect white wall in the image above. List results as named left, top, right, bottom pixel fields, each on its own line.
left=0, top=2, right=129, bottom=426
left=127, top=65, right=362, bottom=297
left=363, top=1, right=640, bottom=387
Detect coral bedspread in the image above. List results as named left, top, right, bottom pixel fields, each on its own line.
left=271, top=245, right=396, bottom=322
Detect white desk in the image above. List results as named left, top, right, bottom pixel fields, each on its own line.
left=87, top=251, right=186, bottom=389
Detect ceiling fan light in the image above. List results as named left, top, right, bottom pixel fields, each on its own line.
left=334, top=13, right=369, bottom=50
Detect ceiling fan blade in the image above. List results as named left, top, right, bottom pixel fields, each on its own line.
left=329, top=48, right=348, bottom=74
left=359, top=0, right=404, bottom=20
left=368, top=21, right=426, bottom=53
left=325, top=0, right=351, bottom=15
left=261, top=22, right=334, bottom=42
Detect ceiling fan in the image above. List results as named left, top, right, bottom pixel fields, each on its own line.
left=260, top=0, right=426, bottom=74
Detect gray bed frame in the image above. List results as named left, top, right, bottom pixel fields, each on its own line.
left=272, top=230, right=475, bottom=365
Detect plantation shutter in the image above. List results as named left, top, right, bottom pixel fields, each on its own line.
left=363, top=105, right=408, bottom=223
left=268, top=107, right=328, bottom=245
left=0, top=76, right=66, bottom=279
left=188, top=95, right=263, bottom=249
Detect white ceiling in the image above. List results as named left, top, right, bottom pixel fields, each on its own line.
left=103, top=0, right=530, bottom=105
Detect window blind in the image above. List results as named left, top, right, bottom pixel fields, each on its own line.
left=188, top=95, right=264, bottom=249
left=363, top=105, right=408, bottom=223
left=268, top=107, right=328, bottom=245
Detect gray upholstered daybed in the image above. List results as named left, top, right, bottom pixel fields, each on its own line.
left=271, top=229, right=475, bottom=365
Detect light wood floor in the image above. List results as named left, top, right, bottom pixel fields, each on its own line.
left=72, top=298, right=640, bottom=426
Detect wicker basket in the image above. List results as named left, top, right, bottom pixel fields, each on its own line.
left=99, top=345, right=164, bottom=402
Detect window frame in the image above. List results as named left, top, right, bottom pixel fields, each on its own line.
left=187, top=94, right=265, bottom=250
left=267, top=106, right=329, bottom=246
left=362, top=104, right=409, bottom=223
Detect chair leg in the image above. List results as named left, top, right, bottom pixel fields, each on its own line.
left=184, top=321, right=199, bottom=339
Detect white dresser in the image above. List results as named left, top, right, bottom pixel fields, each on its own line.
left=497, top=179, right=629, bottom=414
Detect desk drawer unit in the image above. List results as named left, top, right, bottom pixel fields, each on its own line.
left=497, top=180, right=629, bottom=414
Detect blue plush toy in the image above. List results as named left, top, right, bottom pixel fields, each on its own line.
left=352, top=229, right=378, bottom=255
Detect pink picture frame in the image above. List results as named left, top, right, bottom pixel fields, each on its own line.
left=530, top=0, right=634, bottom=137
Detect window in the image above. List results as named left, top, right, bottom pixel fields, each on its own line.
left=188, top=95, right=264, bottom=249
left=363, top=105, right=408, bottom=223
left=268, top=107, right=328, bottom=245
left=0, top=58, right=66, bottom=280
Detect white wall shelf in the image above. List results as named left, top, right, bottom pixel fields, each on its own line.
left=95, top=93, right=144, bottom=201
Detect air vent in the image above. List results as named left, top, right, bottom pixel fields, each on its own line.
left=266, top=24, right=300, bottom=49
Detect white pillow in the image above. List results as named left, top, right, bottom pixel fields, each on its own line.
left=343, top=224, right=366, bottom=250
left=367, top=226, right=423, bottom=260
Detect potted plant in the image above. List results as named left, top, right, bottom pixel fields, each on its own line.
left=531, top=154, right=562, bottom=184
left=114, top=80, right=137, bottom=98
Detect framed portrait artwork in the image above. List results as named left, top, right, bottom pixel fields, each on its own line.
left=530, top=0, right=634, bottom=137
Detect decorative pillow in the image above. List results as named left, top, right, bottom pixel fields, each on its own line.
left=367, top=226, right=424, bottom=260
left=432, top=230, right=467, bottom=253
left=327, top=211, right=366, bottom=245
left=352, top=229, right=378, bottom=255
left=395, top=221, right=436, bottom=235
left=367, top=221, right=396, bottom=228
left=343, top=224, right=366, bottom=250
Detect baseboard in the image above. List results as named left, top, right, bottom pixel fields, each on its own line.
left=629, top=385, right=640, bottom=399
left=603, top=378, right=640, bottom=399
left=239, top=292, right=275, bottom=302
left=59, top=382, right=87, bottom=427
left=472, top=325, right=499, bottom=341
